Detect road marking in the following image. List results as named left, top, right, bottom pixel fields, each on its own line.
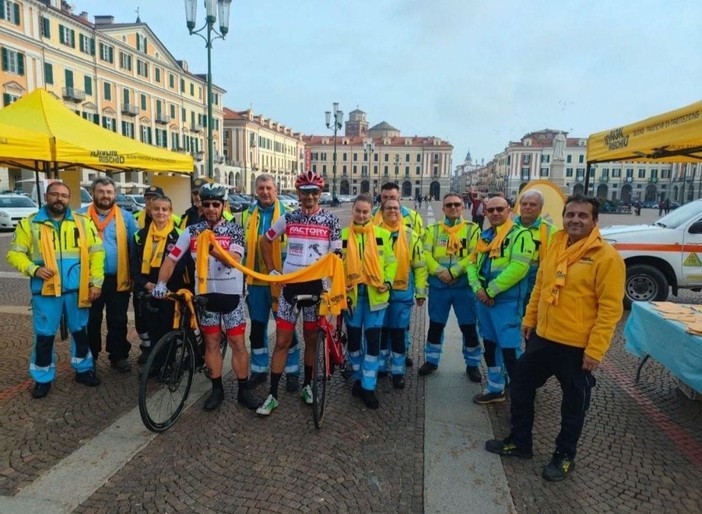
left=0, top=271, right=26, bottom=279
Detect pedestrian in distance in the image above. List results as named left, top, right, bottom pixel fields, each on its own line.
left=485, top=194, right=625, bottom=482
left=7, top=181, right=104, bottom=398
left=78, top=177, right=138, bottom=373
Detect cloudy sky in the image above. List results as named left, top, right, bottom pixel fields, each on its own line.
left=87, top=0, right=702, bottom=166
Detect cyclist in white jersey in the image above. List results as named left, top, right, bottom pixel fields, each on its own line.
left=153, top=183, right=258, bottom=412
left=255, top=171, right=342, bottom=416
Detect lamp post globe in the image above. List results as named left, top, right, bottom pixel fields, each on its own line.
left=325, top=102, right=343, bottom=198
left=184, top=0, right=231, bottom=181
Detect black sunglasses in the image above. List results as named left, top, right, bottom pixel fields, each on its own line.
left=202, top=201, right=222, bottom=208
left=486, top=206, right=506, bottom=213
left=444, top=202, right=462, bottom=208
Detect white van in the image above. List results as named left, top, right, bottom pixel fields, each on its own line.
left=28, top=179, right=92, bottom=208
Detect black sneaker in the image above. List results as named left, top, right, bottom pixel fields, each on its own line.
left=204, top=388, right=224, bottom=411
left=472, top=391, right=506, bottom=404
left=110, top=358, right=131, bottom=373
left=285, top=373, right=299, bottom=393
left=405, top=356, right=414, bottom=368
left=418, top=362, right=438, bottom=376
left=377, top=370, right=389, bottom=379
left=75, top=370, right=101, bottom=387
left=542, top=452, right=575, bottom=482
left=466, top=365, right=482, bottom=383
left=237, top=387, right=259, bottom=411
left=31, top=381, right=51, bottom=399
left=392, top=375, right=405, bottom=389
left=137, top=351, right=150, bottom=366
left=360, top=388, right=380, bottom=409
left=485, top=438, right=533, bottom=459
left=351, top=380, right=361, bottom=397
left=247, top=372, right=267, bottom=388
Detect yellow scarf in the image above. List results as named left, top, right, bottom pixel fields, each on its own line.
left=442, top=218, right=464, bottom=255
left=196, top=230, right=347, bottom=315
left=475, top=218, right=514, bottom=259
left=39, top=220, right=90, bottom=308
left=141, top=219, right=174, bottom=274
left=171, top=288, right=199, bottom=330
left=545, top=228, right=602, bottom=306
left=245, top=202, right=283, bottom=290
left=88, top=205, right=130, bottom=291
left=345, top=222, right=384, bottom=289
left=380, top=220, right=410, bottom=291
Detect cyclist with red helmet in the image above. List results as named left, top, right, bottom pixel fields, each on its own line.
left=255, top=171, right=342, bottom=416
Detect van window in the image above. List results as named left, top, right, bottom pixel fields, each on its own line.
left=81, top=188, right=92, bottom=203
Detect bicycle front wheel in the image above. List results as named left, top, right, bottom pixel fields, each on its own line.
left=138, top=330, right=195, bottom=432
left=312, top=329, right=328, bottom=429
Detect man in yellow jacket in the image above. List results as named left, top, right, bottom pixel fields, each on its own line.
left=485, top=195, right=625, bottom=483
left=7, top=182, right=105, bottom=399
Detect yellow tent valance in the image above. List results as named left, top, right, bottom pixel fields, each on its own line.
left=587, top=101, right=702, bottom=164
left=0, top=89, right=193, bottom=173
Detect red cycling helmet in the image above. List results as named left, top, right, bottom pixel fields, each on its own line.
left=295, top=170, right=325, bottom=190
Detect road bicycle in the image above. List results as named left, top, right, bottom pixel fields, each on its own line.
left=292, top=292, right=352, bottom=429
left=137, top=289, right=227, bottom=433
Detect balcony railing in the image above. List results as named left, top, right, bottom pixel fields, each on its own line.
left=191, top=124, right=203, bottom=132
left=156, top=113, right=171, bottom=124
left=121, top=103, right=139, bottom=116
left=62, top=87, right=85, bottom=102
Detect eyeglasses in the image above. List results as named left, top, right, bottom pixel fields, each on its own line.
left=486, top=206, right=506, bottom=214
left=384, top=206, right=401, bottom=211
left=444, top=202, right=462, bottom=208
left=202, top=201, right=222, bottom=209
left=47, top=192, right=70, bottom=199
left=299, top=189, right=320, bottom=196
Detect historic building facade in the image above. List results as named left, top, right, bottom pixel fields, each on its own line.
left=304, top=108, right=453, bottom=200
left=0, top=0, right=226, bottom=190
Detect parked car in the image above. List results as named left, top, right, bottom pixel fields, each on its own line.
left=126, top=194, right=146, bottom=210
left=228, top=193, right=251, bottom=213
left=0, top=194, right=38, bottom=230
left=115, top=193, right=140, bottom=212
left=319, top=192, right=333, bottom=205
left=278, top=194, right=299, bottom=210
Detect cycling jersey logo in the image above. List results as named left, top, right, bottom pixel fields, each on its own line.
left=287, top=224, right=330, bottom=240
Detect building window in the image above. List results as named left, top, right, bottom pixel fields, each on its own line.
left=154, top=67, right=161, bottom=83
left=41, top=17, right=50, bottom=37
left=103, top=81, right=111, bottom=101
left=169, top=74, right=175, bottom=88
left=79, top=34, right=95, bottom=55
left=638, top=168, right=646, bottom=178
left=1, top=1, right=20, bottom=25
left=137, top=59, right=148, bottom=78
left=579, top=155, right=585, bottom=163
left=119, top=52, right=132, bottom=71
left=180, top=78, right=185, bottom=93
left=84, top=76, right=92, bottom=96
left=540, top=167, right=549, bottom=177
left=102, top=116, right=116, bottom=132
left=136, top=33, right=148, bottom=53
left=2, top=93, right=19, bottom=106
left=59, top=25, right=75, bottom=48
left=171, top=132, right=179, bottom=149
left=170, top=104, right=176, bottom=119
left=416, top=166, right=421, bottom=175
left=44, top=62, right=53, bottom=85
left=190, top=83, right=194, bottom=96
left=140, top=93, right=147, bottom=111
left=99, top=43, right=114, bottom=63
left=612, top=168, right=621, bottom=178
left=121, top=121, right=134, bottom=138
left=1, top=47, right=24, bottom=76
left=140, top=125, right=152, bottom=144
left=566, top=168, right=573, bottom=177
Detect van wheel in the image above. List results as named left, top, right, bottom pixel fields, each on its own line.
left=624, top=264, right=669, bottom=309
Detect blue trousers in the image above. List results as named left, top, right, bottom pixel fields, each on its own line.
left=31, top=293, right=94, bottom=383
left=380, top=299, right=413, bottom=375
left=424, top=285, right=482, bottom=368
left=344, top=290, right=386, bottom=391
left=246, top=285, right=300, bottom=375
left=477, top=298, right=523, bottom=393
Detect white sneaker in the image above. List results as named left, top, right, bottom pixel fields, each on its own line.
left=300, top=384, right=313, bottom=405
left=256, top=394, right=279, bottom=416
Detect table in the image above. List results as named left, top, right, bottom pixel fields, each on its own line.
left=624, top=301, right=702, bottom=394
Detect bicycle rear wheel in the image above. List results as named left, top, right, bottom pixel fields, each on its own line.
left=312, top=329, right=328, bottom=429
left=138, top=330, right=195, bottom=432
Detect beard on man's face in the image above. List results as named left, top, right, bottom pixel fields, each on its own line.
left=47, top=201, right=67, bottom=216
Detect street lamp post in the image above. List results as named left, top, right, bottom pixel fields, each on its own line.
left=325, top=102, right=343, bottom=198
left=184, top=0, right=232, bottom=180
left=394, top=154, right=400, bottom=189
left=363, top=138, right=375, bottom=194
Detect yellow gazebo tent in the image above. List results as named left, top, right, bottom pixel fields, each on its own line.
left=587, top=101, right=702, bottom=164
left=0, top=88, right=193, bottom=173
left=0, top=121, right=53, bottom=162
